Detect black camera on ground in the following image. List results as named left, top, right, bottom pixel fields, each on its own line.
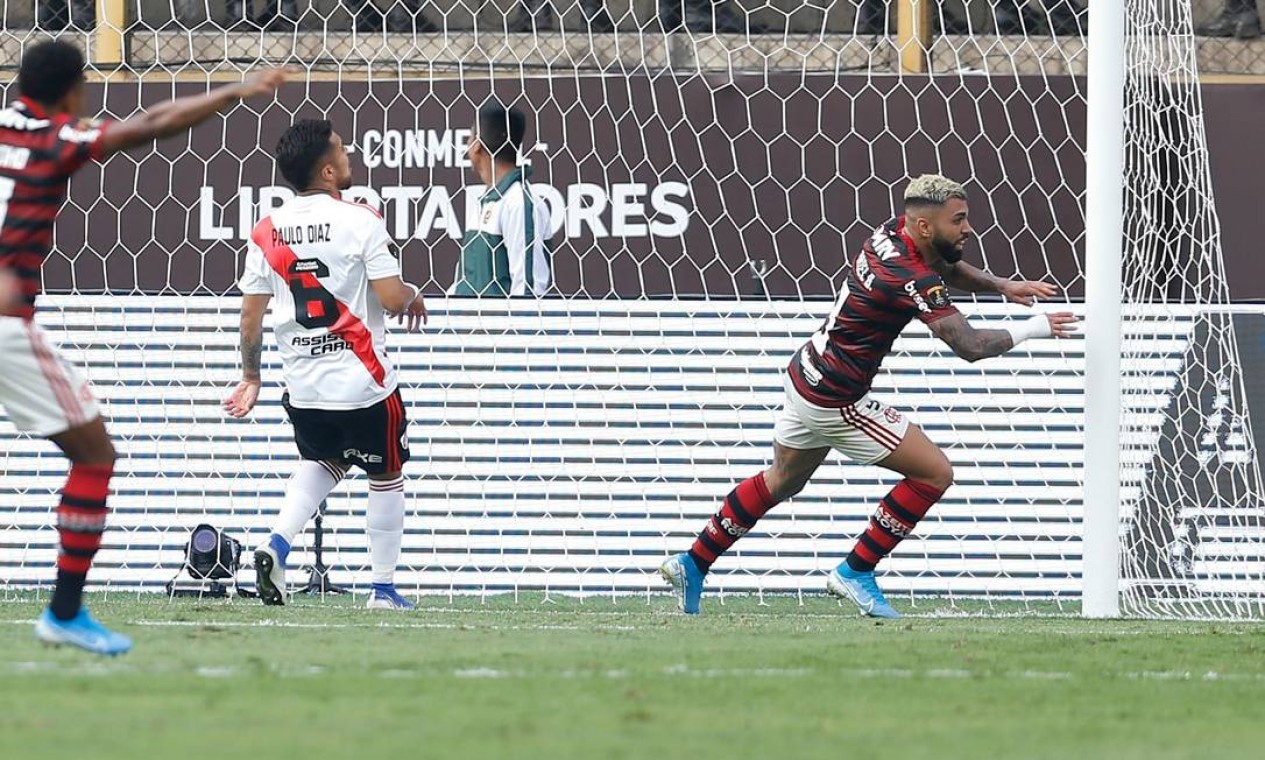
left=186, top=524, right=242, bottom=580
left=166, top=524, right=248, bottom=598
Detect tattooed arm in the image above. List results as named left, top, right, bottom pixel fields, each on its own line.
left=933, top=260, right=1006, bottom=294
left=933, top=260, right=1059, bottom=306
left=927, top=312, right=1015, bottom=363
left=927, top=311, right=1079, bottom=363
left=223, top=294, right=271, bottom=418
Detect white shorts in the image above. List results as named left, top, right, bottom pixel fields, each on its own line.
left=0, top=317, right=99, bottom=437
left=773, top=374, right=909, bottom=465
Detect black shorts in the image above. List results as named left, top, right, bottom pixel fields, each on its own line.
left=282, top=389, right=410, bottom=475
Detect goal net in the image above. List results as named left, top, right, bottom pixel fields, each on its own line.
left=0, top=1, right=1259, bottom=617
left=1117, top=2, right=1265, bottom=618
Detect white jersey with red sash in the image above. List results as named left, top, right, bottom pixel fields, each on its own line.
left=239, top=193, right=400, bottom=410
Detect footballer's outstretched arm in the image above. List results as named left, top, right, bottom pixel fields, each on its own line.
left=934, top=259, right=1060, bottom=306
left=927, top=313, right=1014, bottom=363
left=932, top=259, right=1002, bottom=292
left=224, top=294, right=271, bottom=418
left=101, top=68, right=286, bottom=157
left=928, top=311, right=1078, bottom=363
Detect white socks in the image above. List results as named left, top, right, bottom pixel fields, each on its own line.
left=271, top=460, right=344, bottom=546
left=272, top=463, right=406, bottom=586
left=367, top=475, right=406, bottom=585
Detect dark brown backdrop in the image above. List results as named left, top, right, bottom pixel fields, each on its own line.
left=19, top=75, right=1261, bottom=300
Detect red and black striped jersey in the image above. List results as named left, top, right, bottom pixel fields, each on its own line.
left=0, top=97, right=110, bottom=319
left=788, top=216, right=959, bottom=408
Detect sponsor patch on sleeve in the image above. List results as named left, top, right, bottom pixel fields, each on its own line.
left=925, top=282, right=951, bottom=309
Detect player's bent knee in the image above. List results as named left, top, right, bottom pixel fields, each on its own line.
left=80, top=434, right=117, bottom=468
left=52, top=418, right=118, bottom=467
left=768, top=445, right=828, bottom=501
left=767, top=473, right=808, bottom=502
left=917, top=461, right=954, bottom=493
left=99, top=439, right=119, bottom=467
left=765, top=457, right=824, bottom=501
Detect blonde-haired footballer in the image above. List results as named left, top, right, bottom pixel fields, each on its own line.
left=660, top=174, right=1079, bottom=617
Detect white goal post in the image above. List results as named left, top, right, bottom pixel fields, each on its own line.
left=1082, top=0, right=1127, bottom=619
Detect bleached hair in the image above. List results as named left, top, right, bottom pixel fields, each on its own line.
left=903, top=174, right=968, bottom=205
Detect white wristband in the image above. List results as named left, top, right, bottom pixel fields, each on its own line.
left=403, top=283, right=420, bottom=306
left=1004, top=314, right=1052, bottom=347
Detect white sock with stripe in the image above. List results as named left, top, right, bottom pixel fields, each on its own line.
left=367, top=475, right=406, bottom=586
left=272, top=460, right=344, bottom=546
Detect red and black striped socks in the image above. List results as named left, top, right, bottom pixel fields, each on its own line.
left=845, top=478, right=944, bottom=572
left=50, top=462, right=112, bottom=621
left=688, top=472, right=779, bottom=573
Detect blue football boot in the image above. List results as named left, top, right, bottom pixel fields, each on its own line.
left=366, top=584, right=416, bottom=610
left=827, top=563, right=901, bottom=619
left=35, top=608, right=133, bottom=656
left=659, top=552, right=705, bottom=615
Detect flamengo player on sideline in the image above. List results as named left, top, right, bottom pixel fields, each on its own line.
left=224, top=119, right=428, bottom=610
left=660, top=175, right=1079, bottom=617
left=0, top=40, right=284, bottom=655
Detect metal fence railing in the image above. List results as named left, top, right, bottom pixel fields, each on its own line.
left=0, top=2, right=1261, bottom=77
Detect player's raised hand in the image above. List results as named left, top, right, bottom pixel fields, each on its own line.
left=1001, top=279, right=1059, bottom=307
left=1046, top=312, right=1079, bottom=338
left=236, top=68, right=287, bottom=99
left=223, top=379, right=262, bottom=418
left=397, top=291, right=429, bottom=333
left=101, top=67, right=289, bottom=158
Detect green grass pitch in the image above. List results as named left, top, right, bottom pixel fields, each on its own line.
left=1, top=592, right=1263, bottom=759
